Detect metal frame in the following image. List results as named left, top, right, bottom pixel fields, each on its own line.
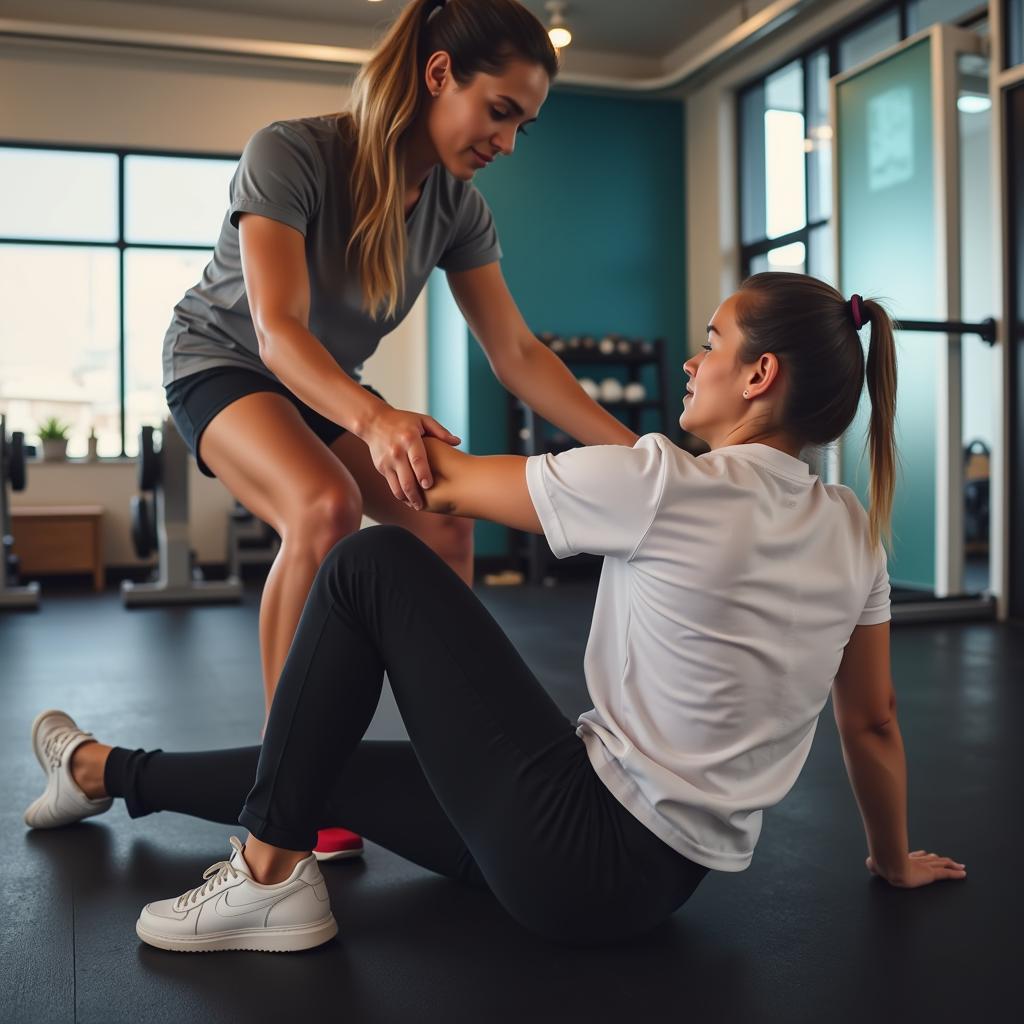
left=830, top=23, right=987, bottom=603
left=992, top=0, right=1024, bottom=620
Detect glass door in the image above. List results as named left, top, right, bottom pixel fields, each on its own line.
left=830, top=22, right=995, bottom=611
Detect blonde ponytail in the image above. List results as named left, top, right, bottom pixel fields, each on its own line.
left=345, top=0, right=438, bottom=320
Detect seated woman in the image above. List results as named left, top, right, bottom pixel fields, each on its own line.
left=24, top=272, right=966, bottom=953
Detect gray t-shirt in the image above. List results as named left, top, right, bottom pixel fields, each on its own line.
left=161, top=115, right=503, bottom=387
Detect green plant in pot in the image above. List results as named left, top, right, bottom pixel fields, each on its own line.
left=38, top=417, right=71, bottom=461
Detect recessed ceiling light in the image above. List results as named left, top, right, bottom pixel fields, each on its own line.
left=545, top=1, right=572, bottom=50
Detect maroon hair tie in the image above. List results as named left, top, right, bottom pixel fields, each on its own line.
left=849, top=294, right=866, bottom=330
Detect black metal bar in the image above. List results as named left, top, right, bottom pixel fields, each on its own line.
left=0, top=137, right=240, bottom=162
left=0, top=236, right=212, bottom=251
left=895, top=317, right=997, bottom=344
left=740, top=219, right=829, bottom=264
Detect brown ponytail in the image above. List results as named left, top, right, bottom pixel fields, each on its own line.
left=735, top=273, right=901, bottom=554
left=861, top=299, right=899, bottom=553
left=342, top=0, right=558, bottom=319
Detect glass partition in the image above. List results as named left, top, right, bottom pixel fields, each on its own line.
left=957, top=51, right=995, bottom=594
left=837, top=38, right=938, bottom=590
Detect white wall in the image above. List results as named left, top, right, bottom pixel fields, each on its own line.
left=3, top=34, right=428, bottom=568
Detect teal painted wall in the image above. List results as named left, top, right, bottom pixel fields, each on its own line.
left=430, top=89, right=686, bottom=557
left=427, top=271, right=470, bottom=445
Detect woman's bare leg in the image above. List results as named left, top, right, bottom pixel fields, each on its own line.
left=198, top=393, right=364, bottom=718
left=69, top=740, right=110, bottom=799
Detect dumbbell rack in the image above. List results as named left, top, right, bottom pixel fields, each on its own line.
left=0, top=414, right=40, bottom=609
left=507, top=336, right=673, bottom=586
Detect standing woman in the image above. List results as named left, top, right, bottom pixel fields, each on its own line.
left=161, top=0, right=637, bottom=854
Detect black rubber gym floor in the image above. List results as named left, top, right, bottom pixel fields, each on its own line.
left=1, top=576, right=1017, bottom=1023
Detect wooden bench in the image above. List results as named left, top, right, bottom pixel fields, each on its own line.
left=10, top=505, right=105, bottom=592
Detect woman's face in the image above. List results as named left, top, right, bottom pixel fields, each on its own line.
left=680, top=292, right=786, bottom=450
left=423, top=54, right=549, bottom=180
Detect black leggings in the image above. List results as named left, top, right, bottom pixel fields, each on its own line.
left=105, top=526, right=709, bottom=945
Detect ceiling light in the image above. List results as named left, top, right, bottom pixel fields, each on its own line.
left=545, top=1, right=572, bottom=50
left=957, top=94, right=991, bottom=114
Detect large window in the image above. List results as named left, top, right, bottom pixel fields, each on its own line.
left=0, top=145, right=237, bottom=458
left=1009, top=0, right=1024, bottom=67
left=739, top=0, right=987, bottom=281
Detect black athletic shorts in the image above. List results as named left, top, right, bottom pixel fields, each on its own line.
left=164, top=366, right=385, bottom=479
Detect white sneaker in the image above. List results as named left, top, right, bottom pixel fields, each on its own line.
left=136, top=836, right=338, bottom=953
left=24, top=709, right=114, bottom=829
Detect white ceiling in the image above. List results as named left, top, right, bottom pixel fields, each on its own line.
left=125, top=0, right=743, bottom=60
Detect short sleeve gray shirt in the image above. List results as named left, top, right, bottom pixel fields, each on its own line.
left=162, top=115, right=503, bottom=387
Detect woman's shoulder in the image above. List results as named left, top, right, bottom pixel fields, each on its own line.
left=249, top=114, right=349, bottom=163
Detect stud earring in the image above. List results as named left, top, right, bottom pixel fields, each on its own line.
left=743, top=390, right=749, bottom=398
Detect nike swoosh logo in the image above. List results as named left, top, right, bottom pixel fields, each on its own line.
left=213, top=884, right=300, bottom=918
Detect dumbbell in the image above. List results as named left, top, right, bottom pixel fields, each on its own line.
left=138, top=425, right=161, bottom=492
left=4, top=429, right=26, bottom=492
left=130, top=494, right=158, bottom=559
left=599, top=378, right=624, bottom=402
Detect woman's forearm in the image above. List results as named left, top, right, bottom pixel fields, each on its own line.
left=260, top=318, right=388, bottom=436
left=839, top=721, right=911, bottom=879
left=501, top=343, right=639, bottom=448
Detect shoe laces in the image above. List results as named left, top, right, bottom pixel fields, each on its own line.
left=175, top=836, right=246, bottom=910
left=43, top=727, right=92, bottom=769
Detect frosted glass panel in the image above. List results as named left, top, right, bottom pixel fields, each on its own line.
left=124, top=248, right=212, bottom=455
left=1011, top=0, right=1024, bottom=66
left=839, top=10, right=901, bottom=72
left=0, top=149, right=118, bottom=242
left=0, top=245, right=120, bottom=457
left=908, top=0, right=985, bottom=33
left=837, top=38, right=936, bottom=589
left=125, top=155, right=237, bottom=246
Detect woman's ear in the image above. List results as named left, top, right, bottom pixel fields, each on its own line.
left=745, top=354, right=782, bottom=397
left=423, top=51, right=450, bottom=97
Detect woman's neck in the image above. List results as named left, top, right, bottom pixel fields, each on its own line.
left=402, top=116, right=439, bottom=213
left=712, top=428, right=804, bottom=460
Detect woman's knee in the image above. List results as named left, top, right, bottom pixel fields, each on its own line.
left=283, top=487, right=364, bottom=562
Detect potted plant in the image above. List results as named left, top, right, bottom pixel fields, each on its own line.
left=38, top=417, right=71, bottom=461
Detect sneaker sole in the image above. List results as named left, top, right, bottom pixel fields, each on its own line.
left=313, top=847, right=364, bottom=862
left=136, top=914, right=338, bottom=953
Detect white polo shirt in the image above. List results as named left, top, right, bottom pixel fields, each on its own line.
left=525, top=434, right=891, bottom=873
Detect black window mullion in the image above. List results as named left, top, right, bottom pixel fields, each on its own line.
left=802, top=52, right=812, bottom=275
left=118, top=155, right=127, bottom=458
left=899, top=0, right=909, bottom=40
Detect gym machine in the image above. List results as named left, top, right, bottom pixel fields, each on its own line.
left=226, top=501, right=280, bottom=581
left=0, top=414, right=40, bottom=609
left=121, top=416, right=242, bottom=607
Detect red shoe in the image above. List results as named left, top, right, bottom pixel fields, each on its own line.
left=313, top=827, right=365, bottom=862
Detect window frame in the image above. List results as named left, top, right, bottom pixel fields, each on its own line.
left=736, top=0, right=989, bottom=280
left=0, top=138, right=239, bottom=458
